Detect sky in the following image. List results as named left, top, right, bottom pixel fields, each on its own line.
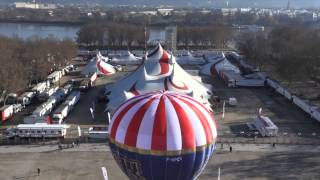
left=3, top=0, right=320, bottom=8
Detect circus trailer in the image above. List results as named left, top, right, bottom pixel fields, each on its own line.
left=109, top=91, right=217, bottom=180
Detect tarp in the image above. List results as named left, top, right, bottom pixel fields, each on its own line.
left=105, top=44, right=212, bottom=112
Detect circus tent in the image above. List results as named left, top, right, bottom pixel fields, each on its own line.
left=200, top=53, right=240, bottom=77
left=105, top=44, right=212, bottom=112
left=176, top=51, right=205, bottom=65
left=110, top=51, right=142, bottom=65
left=81, top=53, right=116, bottom=76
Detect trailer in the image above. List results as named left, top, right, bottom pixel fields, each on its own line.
left=235, top=79, right=265, bottom=87
left=17, top=91, right=36, bottom=106
left=79, top=79, right=91, bottom=92
left=88, top=126, right=109, bottom=139
left=62, top=84, right=73, bottom=95
left=52, top=103, right=71, bottom=124
left=266, top=79, right=279, bottom=90
left=32, top=102, right=53, bottom=117
left=6, top=93, right=18, bottom=104
left=292, top=96, right=313, bottom=114
left=250, top=115, right=278, bottom=137
left=37, top=87, right=59, bottom=101
left=0, top=105, right=14, bottom=122
left=65, top=91, right=80, bottom=107
left=311, top=110, right=320, bottom=122
left=6, top=123, right=69, bottom=138
left=12, top=104, right=23, bottom=113
left=32, top=82, right=48, bottom=95
left=23, top=115, right=51, bottom=124
left=47, top=71, right=62, bottom=84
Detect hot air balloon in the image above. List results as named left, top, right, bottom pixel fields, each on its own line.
left=108, top=91, right=217, bottom=180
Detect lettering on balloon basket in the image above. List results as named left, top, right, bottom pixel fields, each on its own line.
left=113, top=153, right=145, bottom=180
left=166, top=156, right=182, bottom=162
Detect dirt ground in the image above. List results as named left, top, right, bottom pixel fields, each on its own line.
left=0, top=148, right=319, bottom=180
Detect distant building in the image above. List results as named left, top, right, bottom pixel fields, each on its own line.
left=165, top=26, right=177, bottom=52
left=14, top=2, right=57, bottom=9
left=148, top=26, right=177, bottom=52
left=221, top=8, right=238, bottom=16
left=157, top=8, right=174, bottom=16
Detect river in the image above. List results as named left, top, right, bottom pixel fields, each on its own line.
left=0, top=22, right=80, bottom=40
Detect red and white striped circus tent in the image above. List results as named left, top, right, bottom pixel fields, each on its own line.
left=176, top=51, right=205, bottom=65
left=81, top=52, right=116, bottom=76
left=200, top=52, right=240, bottom=77
left=109, top=91, right=217, bottom=152
left=110, top=51, right=142, bottom=65
left=105, top=44, right=212, bottom=112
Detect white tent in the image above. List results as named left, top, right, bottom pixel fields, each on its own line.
left=97, top=51, right=109, bottom=62
left=176, top=51, right=205, bottom=65
left=200, top=55, right=240, bottom=77
left=81, top=53, right=116, bottom=76
left=105, top=44, right=212, bottom=112
left=110, top=51, right=142, bottom=65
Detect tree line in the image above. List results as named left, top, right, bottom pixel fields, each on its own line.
left=237, top=26, right=320, bottom=85
left=77, top=23, right=231, bottom=49
left=0, top=36, right=77, bottom=95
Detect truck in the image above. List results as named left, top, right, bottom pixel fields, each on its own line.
left=47, top=71, right=62, bottom=84
left=52, top=103, right=71, bottom=124
left=0, top=105, right=14, bottom=122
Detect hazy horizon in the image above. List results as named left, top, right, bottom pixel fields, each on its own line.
left=2, top=0, right=320, bottom=8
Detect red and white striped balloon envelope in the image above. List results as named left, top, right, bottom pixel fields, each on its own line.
left=108, top=91, right=217, bottom=180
